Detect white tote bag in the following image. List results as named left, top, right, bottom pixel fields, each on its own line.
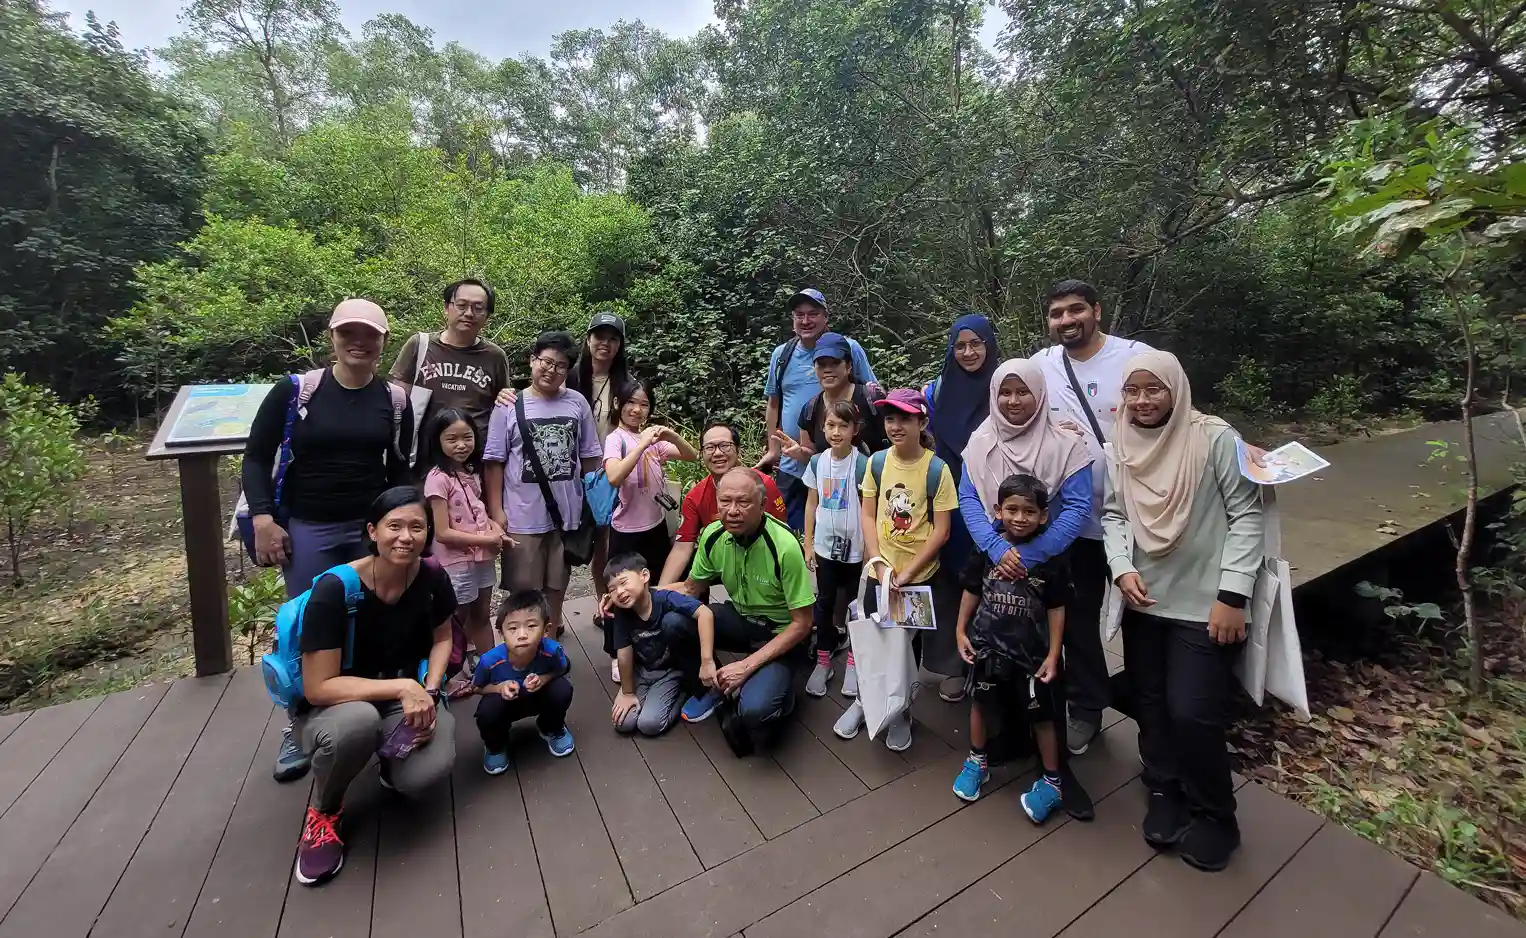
left=406, top=331, right=433, bottom=464
left=845, top=559, right=919, bottom=740
left=1234, top=486, right=1311, bottom=719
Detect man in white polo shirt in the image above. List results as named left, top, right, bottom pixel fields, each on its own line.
left=1035, top=279, right=1152, bottom=756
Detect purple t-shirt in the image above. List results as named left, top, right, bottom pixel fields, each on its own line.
left=483, top=390, right=602, bottom=535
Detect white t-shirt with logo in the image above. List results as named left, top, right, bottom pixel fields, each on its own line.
left=1036, top=334, right=1155, bottom=539
left=802, top=451, right=865, bottom=562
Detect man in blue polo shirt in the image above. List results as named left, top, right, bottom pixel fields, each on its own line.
left=758, top=288, right=877, bottom=532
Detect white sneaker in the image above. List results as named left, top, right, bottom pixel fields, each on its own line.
left=833, top=699, right=864, bottom=739
left=611, top=659, right=620, bottom=683
left=884, top=713, right=913, bottom=752
left=805, top=658, right=834, bottom=698
left=840, top=662, right=858, bottom=698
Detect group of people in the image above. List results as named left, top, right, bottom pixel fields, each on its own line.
left=240, top=276, right=1265, bottom=888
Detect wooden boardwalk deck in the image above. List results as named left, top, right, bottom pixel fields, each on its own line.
left=0, top=596, right=1520, bottom=938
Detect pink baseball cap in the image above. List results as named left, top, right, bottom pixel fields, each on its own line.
left=328, top=298, right=390, bottom=334
left=875, top=388, right=929, bottom=416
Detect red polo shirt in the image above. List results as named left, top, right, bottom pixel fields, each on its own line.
left=675, top=471, right=788, bottom=543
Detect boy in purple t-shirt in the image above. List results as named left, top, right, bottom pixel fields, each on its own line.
left=484, top=331, right=602, bottom=634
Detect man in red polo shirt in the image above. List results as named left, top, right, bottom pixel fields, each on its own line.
left=658, top=420, right=787, bottom=585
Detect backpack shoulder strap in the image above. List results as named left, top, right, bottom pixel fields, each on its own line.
left=772, top=339, right=798, bottom=399
left=807, top=452, right=820, bottom=478
left=869, top=450, right=887, bottom=491
left=385, top=379, right=407, bottom=456
left=924, top=454, right=948, bottom=523
left=413, top=332, right=431, bottom=384
left=296, top=369, right=326, bottom=408
left=320, top=564, right=364, bottom=671
left=854, top=451, right=869, bottom=486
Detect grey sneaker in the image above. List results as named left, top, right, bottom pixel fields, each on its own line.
left=938, top=675, right=966, bottom=702
left=840, top=661, right=858, bottom=698
left=884, top=712, right=913, bottom=752
left=274, top=724, right=310, bottom=782
left=1067, top=715, right=1100, bottom=755
left=805, top=654, right=834, bottom=698
left=833, top=699, right=864, bottom=739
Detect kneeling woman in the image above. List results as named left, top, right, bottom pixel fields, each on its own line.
left=291, top=487, right=459, bottom=886
left=1102, top=351, right=1262, bottom=873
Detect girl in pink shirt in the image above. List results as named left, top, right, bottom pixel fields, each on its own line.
left=423, top=409, right=512, bottom=688
left=603, top=379, right=697, bottom=580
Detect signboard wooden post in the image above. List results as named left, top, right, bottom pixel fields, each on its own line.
left=145, top=383, right=272, bottom=677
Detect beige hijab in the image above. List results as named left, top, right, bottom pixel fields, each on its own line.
left=1111, top=350, right=1228, bottom=557
left=964, top=358, right=1092, bottom=510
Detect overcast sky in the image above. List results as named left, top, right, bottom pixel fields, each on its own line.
left=48, top=0, right=1005, bottom=62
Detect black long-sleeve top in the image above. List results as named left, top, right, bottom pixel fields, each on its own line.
left=242, top=370, right=414, bottom=524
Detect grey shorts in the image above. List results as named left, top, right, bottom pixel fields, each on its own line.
left=502, top=530, right=571, bottom=593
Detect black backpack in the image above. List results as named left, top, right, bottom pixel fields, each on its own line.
left=799, top=383, right=888, bottom=455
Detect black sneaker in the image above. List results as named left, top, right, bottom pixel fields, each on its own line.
left=1142, top=790, right=1190, bottom=848
left=717, top=698, right=754, bottom=757
left=1179, top=815, right=1241, bottom=872
left=1059, top=769, right=1095, bottom=821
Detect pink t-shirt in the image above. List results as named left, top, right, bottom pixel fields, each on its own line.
left=423, top=468, right=491, bottom=566
left=604, top=427, right=678, bottom=534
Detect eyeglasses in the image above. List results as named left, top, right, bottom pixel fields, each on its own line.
left=701, top=441, right=738, bottom=454
left=1122, top=385, right=1170, bottom=402
left=954, top=339, right=985, bottom=355
left=532, top=354, right=571, bottom=374
left=451, top=300, right=487, bottom=314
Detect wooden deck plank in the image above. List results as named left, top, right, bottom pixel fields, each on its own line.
left=563, top=608, right=766, bottom=869
left=276, top=774, right=382, bottom=938
left=742, top=721, right=1142, bottom=938
left=768, top=709, right=869, bottom=813
left=0, top=675, right=229, bottom=938
left=516, top=715, right=633, bottom=935
left=687, top=718, right=820, bottom=839
left=93, top=667, right=274, bottom=938
left=792, top=692, right=913, bottom=790
left=580, top=752, right=970, bottom=938
left=1378, top=871, right=1526, bottom=938
left=0, top=682, right=167, bottom=921
left=1058, top=782, right=1325, bottom=938
left=0, top=712, right=27, bottom=750
left=0, top=696, right=99, bottom=818
left=1219, top=823, right=1419, bottom=938
left=449, top=697, right=552, bottom=938
left=371, top=766, right=460, bottom=938
left=558, top=622, right=704, bottom=900
left=183, top=708, right=312, bottom=938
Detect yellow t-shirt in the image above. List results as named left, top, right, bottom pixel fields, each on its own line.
left=860, top=448, right=957, bottom=581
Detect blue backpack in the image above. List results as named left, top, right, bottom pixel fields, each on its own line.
left=261, top=564, right=363, bottom=710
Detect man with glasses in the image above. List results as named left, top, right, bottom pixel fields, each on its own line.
left=390, top=279, right=511, bottom=465
left=759, top=289, right=877, bottom=533
left=484, top=331, right=603, bottom=632
left=660, top=421, right=788, bottom=586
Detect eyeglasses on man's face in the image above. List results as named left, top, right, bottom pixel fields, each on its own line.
left=701, top=441, right=737, bottom=454
left=451, top=300, right=487, bottom=314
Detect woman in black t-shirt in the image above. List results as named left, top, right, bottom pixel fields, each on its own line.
left=289, top=487, right=458, bottom=887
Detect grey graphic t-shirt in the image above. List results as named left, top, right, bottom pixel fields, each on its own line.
left=483, top=390, right=602, bottom=535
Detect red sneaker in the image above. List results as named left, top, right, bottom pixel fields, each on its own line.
left=294, top=806, right=344, bottom=886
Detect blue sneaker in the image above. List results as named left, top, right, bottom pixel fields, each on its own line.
left=1021, top=776, right=1063, bottom=824
left=952, top=757, right=989, bottom=802
left=482, top=748, right=511, bottom=775
left=681, top=689, right=724, bottom=724
left=541, top=726, right=575, bottom=757
left=273, top=725, right=310, bottom=782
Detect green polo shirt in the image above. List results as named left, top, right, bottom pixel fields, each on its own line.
left=690, top=516, right=816, bottom=629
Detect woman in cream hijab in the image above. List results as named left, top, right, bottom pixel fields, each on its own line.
left=1101, top=349, right=1263, bottom=874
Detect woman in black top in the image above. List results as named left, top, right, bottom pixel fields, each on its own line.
left=290, top=487, right=458, bottom=887
left=242, top=298, right=413, bottom=785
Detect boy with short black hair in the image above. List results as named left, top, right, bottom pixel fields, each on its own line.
left=605, top=552, right=714, bottom=736
left=473, top=589, right=575, bottom=775
left=953, top=474, right=1094, bottom=824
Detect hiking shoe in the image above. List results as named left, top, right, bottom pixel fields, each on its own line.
left=682, top=689, right=724, bottom=723
left=1143, top=790, right=1191, bottom=848
left=1180, top=816, right=1241, bottom=872
left=833, top=699, right=864, bottom=739
left=952, top=757, right=989, bottom=802
left=273, top=725, right=310, bottom=783
left=805, top=652, right=834, bottom=698
left=1066, top=715, right=1099, bottom=755
left=884, top=712, right=913, bottom=752
left=540, top=726, right=575, bottom=757
left=294, top=807, right=344, bottom=886
left=840, top=659, right=858, bottom=697
left=482, top=748, right=511, bottom=775
left=1021, top=777, right=1063, bottom=824
left=938, top=675, right=966, bottom=702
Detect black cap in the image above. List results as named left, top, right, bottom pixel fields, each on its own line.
left=588, top=311, right=626, bottom=337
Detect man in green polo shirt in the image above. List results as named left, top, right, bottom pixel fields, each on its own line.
left=674, top=468, right=815, bottom=749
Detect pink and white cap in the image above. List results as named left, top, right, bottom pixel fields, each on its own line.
left=328, top=298, right=390, bottom=334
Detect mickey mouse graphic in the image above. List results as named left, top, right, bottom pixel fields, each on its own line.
left=886, top=482, right=915, bottom=534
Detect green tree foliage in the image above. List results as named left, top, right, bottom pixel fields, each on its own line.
left=0, top=373, right=86, bottom=583
left=0, top=2, right=207, bottom=413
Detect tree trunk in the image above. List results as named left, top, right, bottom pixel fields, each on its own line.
left=1446, top=271, right=1483, bottom=694
left=6, top=519, right=19, bottom=585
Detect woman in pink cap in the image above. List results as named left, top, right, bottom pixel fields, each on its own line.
left=241, top=298, right=415, bottom=783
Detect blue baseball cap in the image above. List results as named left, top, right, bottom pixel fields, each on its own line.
left=787, top=288, right=828, bottom=312
left=812, top=332, right=851, bottom=363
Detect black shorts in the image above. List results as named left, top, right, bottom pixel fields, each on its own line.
left=966, top=654, right=1065, bottom=724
